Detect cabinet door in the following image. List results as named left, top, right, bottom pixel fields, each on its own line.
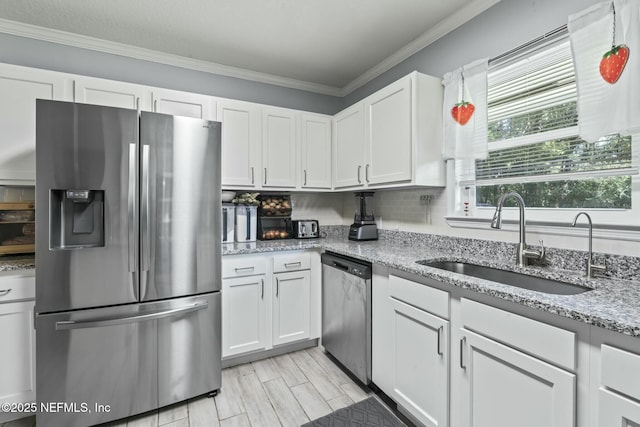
left=0, top=301, right=35, bottom=407
left=333, top=103, right=364, bottom=189
left=262, top=107, right=297, bottom=188
left=0, top=66, right=68, bottom=183
left=599, top=388, right=640, bottom=427
left=74, top=77, right=151, bottom=110
left=218, top=99, right=261, bottom=188
left=272, top=270, right=310, bottom=346
left=391, top=298, right=448, bottom=427
left=365, top=76, right=412, bottom=185
left=459, top=329, right=575, bottom=427
left=300, top=113, right=332, bottom=189
left=152, top=89, right=215, bottom=120
left=222, top=275, right=267, bottom=357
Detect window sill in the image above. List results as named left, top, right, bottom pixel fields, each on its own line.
left=445, top=216, right=640, bottom=242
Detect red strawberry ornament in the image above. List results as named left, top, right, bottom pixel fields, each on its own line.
left=599, top=44, right=629, bottom=84
left=451, top=101, right=475, bottom=126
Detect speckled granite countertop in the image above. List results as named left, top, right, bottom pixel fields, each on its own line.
left=0, top=255, right=35, bottom=272
left=5, top=230, right=638, bottom=337
left=320, top=238, right=640, bottom=337
left=224, top=232, right=640, bottom=338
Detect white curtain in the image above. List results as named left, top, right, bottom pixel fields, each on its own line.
left=568, top=0, right=640, bottom=142
left=442, top=58, right=489, bottom=183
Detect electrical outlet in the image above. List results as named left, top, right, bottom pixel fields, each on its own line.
left=420, top=195, right=433, bottom=205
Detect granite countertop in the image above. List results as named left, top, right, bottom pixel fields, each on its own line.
left=224, top=236, right=640, bottom=338
left=6, top=234, right=638, bottom=337
left=0, top=255, right=35, bottom=272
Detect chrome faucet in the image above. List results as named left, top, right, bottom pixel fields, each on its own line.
left=490, top=191, right=545, bottom=267
left=571, top=212, right=607, bottom=278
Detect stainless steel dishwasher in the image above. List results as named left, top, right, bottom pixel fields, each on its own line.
left=321, top=251, right=372, bottom=385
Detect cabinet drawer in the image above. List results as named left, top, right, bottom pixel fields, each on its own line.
left=0, top=270, right=35, bottom=303
left=222, top=256, right=268, bottom=279
left=461, top=298, right=575, bottom=371
left=601, top=344, right=640, bottom=399
left=273, top=253, right=310, bottom=273
left=389, top=275, right=449, bottom=319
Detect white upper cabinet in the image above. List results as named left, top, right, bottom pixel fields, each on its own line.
left=365, top=76, right=412, bottom=185
left=152, top=88, right=216, bottom=120
left=332, top=71, right=445, bottom=190
left=218, top=99, right=262, bottom=189
left=74, top=77, right=152, bottom=110
left=262, top=107, right=297, bottom=188
left=0, top=64, right=70, bottom=184
left=333, top=102, right=365, bottom=189
left=300, top=113, right=332, bottom=189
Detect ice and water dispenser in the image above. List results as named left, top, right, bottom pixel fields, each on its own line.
left=50, top=189, right=105, bottom=249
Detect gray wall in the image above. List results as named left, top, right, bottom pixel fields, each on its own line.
left=1, top=0, right=601, bottom=114
left=342, top=0, right=602, bottom=107
left=0, top=32, right=342, bottom=114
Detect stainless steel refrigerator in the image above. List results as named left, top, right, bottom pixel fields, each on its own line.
left=34, top=99, right=222, bottom=427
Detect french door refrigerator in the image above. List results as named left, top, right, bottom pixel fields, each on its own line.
left=34, top=99, right=222, bottom=427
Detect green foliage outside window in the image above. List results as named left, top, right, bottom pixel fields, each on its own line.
left=476, top=102, right=632, bottom=209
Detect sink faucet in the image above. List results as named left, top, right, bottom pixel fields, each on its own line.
left=490, top=191, right=545, bottom=267
left=571, top=212, right=607, bottom=278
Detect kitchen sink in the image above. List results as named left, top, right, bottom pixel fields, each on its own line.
left=416, top=260, right=593, bottom=295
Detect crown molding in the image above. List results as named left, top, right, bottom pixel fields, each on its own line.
left=0, top=18, right=343, bottom=97
left=340, top=0, right=501, bottom=96
left=0, top=1, right=500, bottom=98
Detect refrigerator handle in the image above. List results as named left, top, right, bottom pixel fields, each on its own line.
left=141, top=144, right=151, bottom=272
left=128, top=143, right=138, bottom=273
left=55, top=301, right=208, bottom=330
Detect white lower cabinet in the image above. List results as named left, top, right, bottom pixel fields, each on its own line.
left=459, top=328, right=575, bottom=427
left=456, top=298, right=577, bottom=427
left=599, top=389, right=640, bottom=427
left=590, top=332, right=640, bottom=427
left=272, top=269, right=310, bottom=346
left=222, top=273, right=268, bottom=357
left=221, top=251, right=318, bottom=360
left=0, top=271, right=36, bottom=423
left=391, top=297, right=448, bottom=427
left=374, top=273, right=449, bottom=427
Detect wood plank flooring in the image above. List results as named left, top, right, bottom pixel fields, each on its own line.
left=1, top=347, right=375, bottom=427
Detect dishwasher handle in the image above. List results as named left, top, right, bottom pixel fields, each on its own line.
left=321, top=252, right=372, bottom=279
left=329, top=260, right=350, bottom=271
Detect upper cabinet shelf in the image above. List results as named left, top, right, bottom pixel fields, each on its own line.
left=0, top=202, right=35, bottom=255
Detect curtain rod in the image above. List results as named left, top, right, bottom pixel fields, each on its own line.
left=489, top=24, right=568, bottom=64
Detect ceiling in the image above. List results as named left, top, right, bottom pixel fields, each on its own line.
left=0, top=0, right=499, bottom=95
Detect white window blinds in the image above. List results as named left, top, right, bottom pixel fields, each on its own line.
left=473, top=29, right=636, bottom=189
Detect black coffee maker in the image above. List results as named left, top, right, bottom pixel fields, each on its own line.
left=348, top=192, right=378, bottom=241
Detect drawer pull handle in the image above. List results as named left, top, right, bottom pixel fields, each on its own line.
left=0, top=288, right=12, bottom=297
left=437, top=326, right=444, bottom=356
left=285, top=262, right=302, bottom=268
left=460, top=336, right=467, bottom=369
left=235, top=266, right=255, bottom=272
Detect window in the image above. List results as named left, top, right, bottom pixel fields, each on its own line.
left=456, top=28, right=639, bottom=226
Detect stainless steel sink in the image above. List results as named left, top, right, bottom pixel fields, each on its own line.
left=416, top=260, right=592, bottom=295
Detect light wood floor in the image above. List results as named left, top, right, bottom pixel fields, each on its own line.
left=2, top=347, right=375, bottom=427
